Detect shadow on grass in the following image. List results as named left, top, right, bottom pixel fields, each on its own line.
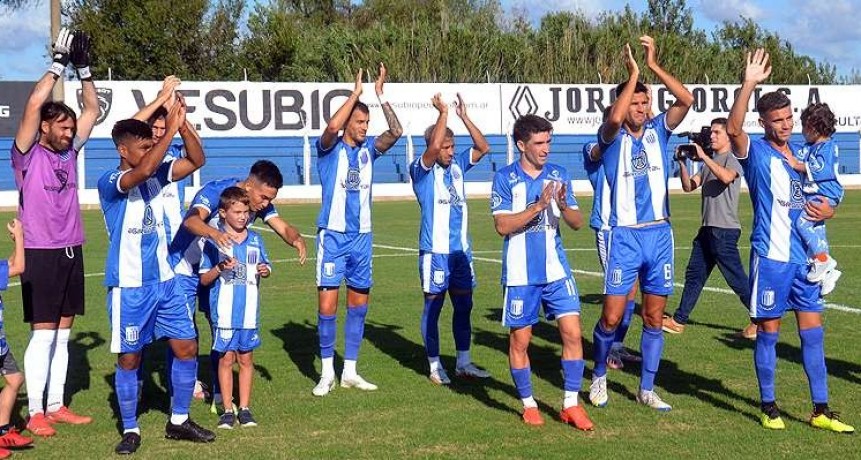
left=271, top=321, right=337, bottom=384
left=364, top=321, right=529, bottom=418
left=67, top=331, right=106, bottom=405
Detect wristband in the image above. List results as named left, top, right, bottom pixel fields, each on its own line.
left=48, top=62, right=65, bottom=77
left=77, top=66, right=92, bottom=80
left=377, top=93, right=389, bottom=105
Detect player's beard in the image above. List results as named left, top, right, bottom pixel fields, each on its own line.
left=45, top=131, right=72, bottom=152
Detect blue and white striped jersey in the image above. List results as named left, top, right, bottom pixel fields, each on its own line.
left=409, top=147, right=475, bottom=254
left=582, top=142, right=611, bottom=231
left=200, top=229, right=270, bottom=329
left=316, top=136, right=382, bottom=233
left=796, top=139, right=844, bottom=205
left=739, top=137, right=808, bottom=264
left=598, top=113, right=673, bottom=227
left=162, top=143, right=186, bottom=244
left=169, top=177, right=278, bottom=277
left=490, top=161, right=578, bottom=286
left=99, top=162, right=176, bottom=287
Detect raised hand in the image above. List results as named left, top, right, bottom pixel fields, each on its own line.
left=353, top=68, right=364, bottom=97
left=159, top=75, right=181, bottom=106
left=554, top=180, right=569, bottom=210
left=624, top=43, right=639, bottom=78
left=640, top=35, right=658, bottom=68
left=375, top=62, right=387, bottom=96
left=745, top=48, right=772, bottom=84
left=537, top=182, right=554, bottom=211
left=454, top=93, right=467, bottom=118
left=49, top=27, right=73, bottom=76
left=70, top=31, right=91, bottom=69
left=431, top=93, right=447, bottom=113
left=165, top=94, right=187, bottom=134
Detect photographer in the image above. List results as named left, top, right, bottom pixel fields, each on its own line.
left=662, top=118, right=756, bottom=338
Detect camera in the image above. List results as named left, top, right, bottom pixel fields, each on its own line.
left=675, top=126, right=713, bottom=161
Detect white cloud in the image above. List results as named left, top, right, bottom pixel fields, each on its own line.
left=0, top=3, right=49, bottom=52
left=694, top=0, right=764, bottom=22
left=782, top=0, right=861, bottom=73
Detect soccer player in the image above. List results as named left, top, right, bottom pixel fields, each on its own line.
left=409, top=93, right=491, bottom=385
left=588, top=37, right=693, bottom=412
left=491, top=114, right=593, bottom=430
left=662, top=118, right=757, bottom=338
left=784, top=103, right=843, bottom=294
left=726, top=49, right=854, bottom=433
left=199, top=187, right=271, bottom=429
left=0, top=219, right=35, bottom=456
left=12, top=28, right=97, bottom=436
left=169, top=160, right=306, bottom=411
left=582, top=109, right=641, bottom=370
left=99, top=102, right=213, bottom=454
left=313, top=63, right=403, bottom=396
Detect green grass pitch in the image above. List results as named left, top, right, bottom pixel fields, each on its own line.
left=0, top=190, right=858, bottom=459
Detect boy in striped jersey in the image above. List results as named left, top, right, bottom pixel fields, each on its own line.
left=199, top=187, right=271, bottom=429
left=727, top=49, right=853, bottom=433
left=98, top=101, right=213, bottom=454
left=491, top=114, right=592, bottom=430
left=589, top=37, right=693, bottom=412
left=410, top=93, right=491, bottom=385
left=313, top=64, right=402, bottom=396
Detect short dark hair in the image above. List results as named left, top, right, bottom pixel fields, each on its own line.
left=147, top=106, right=168, bottom=126
left=755, top=91, right=791, bottom=118
left=219, top=186, right=250, bottom=211
left=512, top=114, right=553, bottom=145
left=800, top=103, right=836, bottom=138
left=710, top=117, right=728, bottom=128
left=111, top=119, right=153, bottom=147
left=423, top=124, right=454, bottom=144
left=613, top=81, right=648, bottom=98
left=349, top=101, right=370, bottom=119
left=40, top=101, right=77, bottom=125
left=249, top=160, right=283, bottom=189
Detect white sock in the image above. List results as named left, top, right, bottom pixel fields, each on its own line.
left=24, top=329, right=56, bottom=415
left=123, top=427, right=141, bottom=435
left=342, top=360, right=357, bottom=378
left=46, top=328, right=71, bottom=413
left=428, top=357, right=441, bottom=373
left=563, top=390, right=579, bottom=409
left=456, top=350, right=471, bottom=369
left=170, top=413, right=189, bottom=425
left=521, top=396, right=538, bottom=408
left=321, top=357, right=335, bottom=379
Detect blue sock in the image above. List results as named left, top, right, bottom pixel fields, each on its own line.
left=561, top=359, right=585, bottom=392
left=451, top=294, right=473, bottom=352
left=592, top=322, right=616, bottom=378
left=209, top=350, right=220, bottom=396
left=344, top=305, right=368, bottom=361
left=165, top=346, right=175, bottom=397
left=115, top=365, right=139, bottom=431
left=318, top=314, right=337, bottom=359
left=799, top=327, right=829, bottom=404
left=170, top=358, right=197, bottom=417
left=136, top=349, right=145, bottom=385
left=420, top=296, right=445, bottom=358
left=614, top=299, right=636, bottom=344
left=754, top=331, right=779, bottom=403
left=640, top=326, right=664, bottom=391
left=509, top=366, right=532, bottom=399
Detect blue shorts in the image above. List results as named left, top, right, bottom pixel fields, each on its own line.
left=595, top=228, right=611, bottom=274
left=108, top=278, right=196, bottom=354
left=212, top=328, right=261, bottom=353
left=605, top=222, right=674, bottom=296
left=749, top=253, right=824, bottom=319
left=316, top=229, right=373, bottom=289
left=502, top=276, right=581, bottom=328
left=418, top=251, right=476, bottom=294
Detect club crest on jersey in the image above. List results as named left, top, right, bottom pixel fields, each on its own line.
left=609, top=268, right=623, bottom=287
left=631, top=149, right=649, bottom=174
left=807, top=153, right=825, bottom=173
left=448, top=185, right=463, bottom=207
left=360, top=149, right=370, bottom=165
left=433, top=270, right=445, bottom=286
left=508, top=171, right=519, bottom=185
left=760, top=289, right=775, bottom=310
left=345, top=167, right=362, bottom=190
left=645, top=132, right=656, bottom=144
left=229, top=262, right=248, bottom=285
left=323, top=262, right=335, bottom=278
left=790, top=180, right=804, bottom=207
left=490, top=192, right=503, bottom=210
left=509, top=299, right=524, bottom=319
left=247, top=248, right=260, bottom=265
left=550, top=169, right=561, bottom=179
left=451, top=167, right=461, bottom=181
left=124, top=325, right=140, bottom=345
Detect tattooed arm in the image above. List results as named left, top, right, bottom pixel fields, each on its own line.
left=372, top=62, right=403, bottom=153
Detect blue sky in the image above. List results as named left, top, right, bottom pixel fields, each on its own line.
left=2, top=0, right=860, bottom=80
